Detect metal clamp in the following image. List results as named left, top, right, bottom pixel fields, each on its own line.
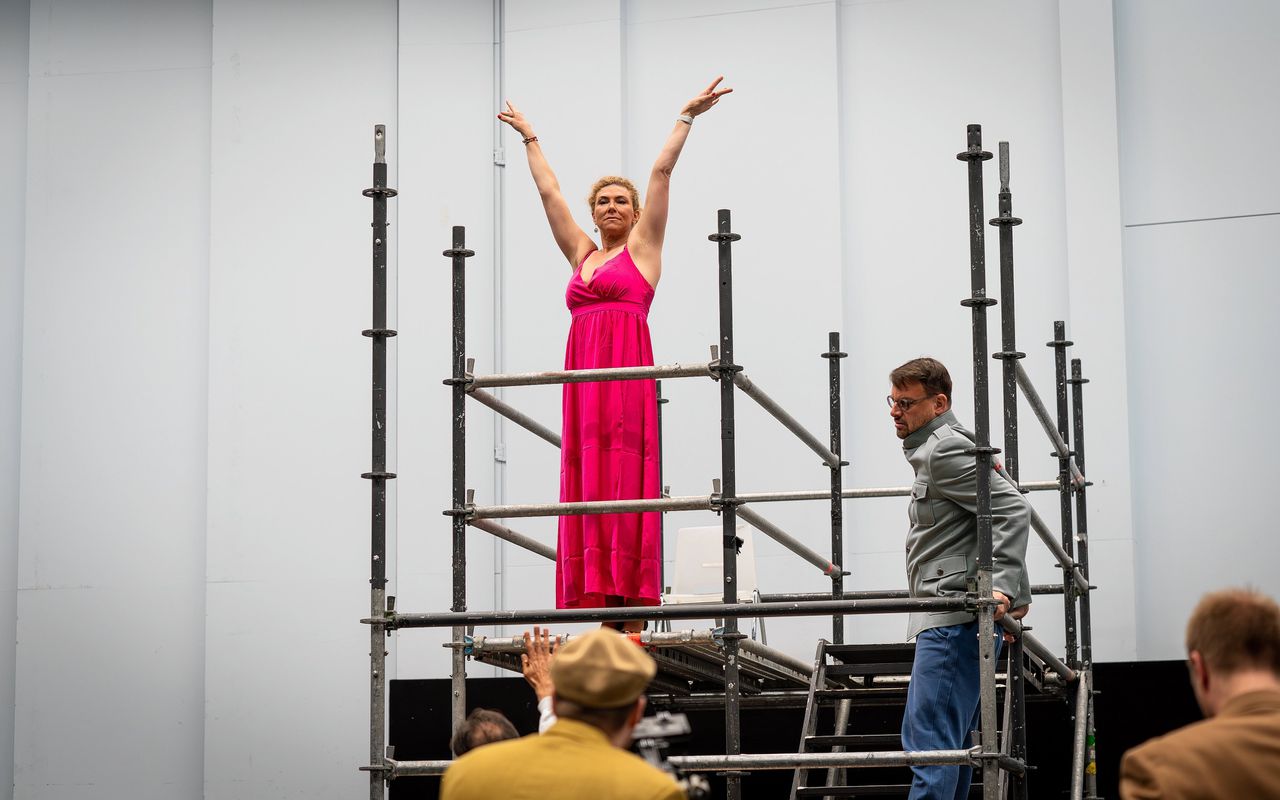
left=443, top=489, right=476, bottom=519
left=710, top=626, right=747, bottom=647
left=992, top=349, right=1026, bottom=361
left=955, top=145, right=993, bottom=163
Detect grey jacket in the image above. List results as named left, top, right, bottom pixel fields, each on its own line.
left=903, top=410, right=1032, bottom=639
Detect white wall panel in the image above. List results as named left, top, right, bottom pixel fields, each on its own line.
left=1057, top=0, right=1137, bottom=660
left=27, top=0, right=209, bottom=75
left=0, top=3, right=28, bottom=797
left=205, top=1, right=395, bottom=797
left=505, top=0, right=617, bottom=31
left=838, top=0, right=1093, bottom=650
left=395, top=0, right=501, bottom=677
left=1123, top=214, right=1280, bottom=660
left=14, top=0, right=210, bottom=796
left=625, top=2, right=844, bottom=654
left=496, top=7, right=624, bottom=644
left=1115, top=0, right=1280, bottom=226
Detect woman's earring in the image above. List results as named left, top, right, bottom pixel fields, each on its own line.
left=593, top=226, right=598, bottom=233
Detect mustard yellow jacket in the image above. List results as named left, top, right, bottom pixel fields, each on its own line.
left=441, top=717, right=686, bottom=800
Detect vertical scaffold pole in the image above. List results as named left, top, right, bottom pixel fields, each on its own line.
left=990, top=142, right=1025, bottom=486
left=445, top=226, right=475, bottom=734
left=1070, top=358, right=1098, bottom=797
left=361, top=124, right=398, bottom=799
left=1069, top=359, right=1092, bottom=664
left=1049, top=321, right=1078, bottom=668
left=709, top=210, right=744, bottom=800
left=657, top=380, right=668, bottom=587
left=823, top=332, right=848, bottom=644
left=989, top=140, right=1029, bottom=800
left=956, top=124, right=1000, bottom=800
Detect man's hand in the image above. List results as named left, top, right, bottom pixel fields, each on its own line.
left=521, top=626, right=558, bottom=701
left=997, top=597, right=1031, bottom=642
left=992, top=591, right=1011, bottom=622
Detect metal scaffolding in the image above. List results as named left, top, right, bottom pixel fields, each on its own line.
left=360, top=124, right=1098, bottom=799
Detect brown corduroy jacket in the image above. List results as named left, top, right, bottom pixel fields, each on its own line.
left=1120, top=688, right=1280, bottom=799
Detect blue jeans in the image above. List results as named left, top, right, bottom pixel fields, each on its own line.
left=901, top=620, right=1003, bottom=800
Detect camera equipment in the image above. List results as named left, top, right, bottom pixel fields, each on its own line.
left=633, top=712, right=711, bottom=799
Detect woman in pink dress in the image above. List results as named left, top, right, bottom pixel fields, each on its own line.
left=498, top=78, right=732, bottom=630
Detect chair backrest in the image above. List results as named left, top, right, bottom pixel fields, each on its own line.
left=670, top=523, right=757, bottom=603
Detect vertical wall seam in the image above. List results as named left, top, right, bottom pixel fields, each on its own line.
left=492, top=0, right=507, bottom=649
left=619, top=0, right=629, bottom=178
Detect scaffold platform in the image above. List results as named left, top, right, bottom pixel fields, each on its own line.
left=450, top=631, right=1070, bottom=708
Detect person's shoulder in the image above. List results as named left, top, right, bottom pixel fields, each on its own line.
left=597, top=747, right=685, bottom=797
left=447, top=734, right=537, bottom=774
left=1124, top=716, right=1218, bottom=772
left=925, top=424, right=972, bottom=468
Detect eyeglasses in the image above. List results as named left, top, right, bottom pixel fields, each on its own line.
left=886, top=394, right=936, bottom=412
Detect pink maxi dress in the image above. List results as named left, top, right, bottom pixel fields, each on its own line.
left=557, top=246, right=662, bottom=609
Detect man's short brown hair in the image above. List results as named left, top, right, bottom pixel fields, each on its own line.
left=450, top=708, right=518, bottom=757
left=890, top=357, right=952, bottom=402
left=1186, top=588, right=1280, bottom=675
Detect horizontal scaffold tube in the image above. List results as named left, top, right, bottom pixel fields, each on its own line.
left=385, top=750, right=1026, bottom=779
left=667, top=748, right=1000, bottom=772
left=381, top=596, right=970, bottom=629
left=1014, top=363, right=1085, bottom=486
left=757, top=584, right=1068, bottom=603
left=467, top=387, right=561, bottom=447
left=467, top=519, right=555, bottom=561
left=736, top=505, right=842, bottom=576
left=465, top=494, right=714, bottom=520
left=736, top=480, right=1060, bottom=504
left=731, top=372, right=841, bottom=468
left=459, top=481, right=1065, bottom=522
left=387, top=760, right=450, bottom=778
left=468, top=362, right=714, bottom=389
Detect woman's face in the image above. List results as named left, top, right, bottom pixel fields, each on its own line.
left=592, top=184, right=638, bottom=237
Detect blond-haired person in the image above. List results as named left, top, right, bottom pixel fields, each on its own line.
left=497, top=80, right=730, bottom=632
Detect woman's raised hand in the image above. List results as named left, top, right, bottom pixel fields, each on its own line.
left=497, top=101, right=534, bottom=138
left=680, top=76, right=733, bottom=119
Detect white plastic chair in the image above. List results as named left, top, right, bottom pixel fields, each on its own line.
left=662, top=523, right=765, bottom=642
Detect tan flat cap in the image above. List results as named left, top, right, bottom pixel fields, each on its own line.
left=550, top=628, right=657, bottom=708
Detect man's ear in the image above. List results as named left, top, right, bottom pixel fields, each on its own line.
left=935, top=393, right=951, bottom=413
left=1189, top=650, right=1210, bottom=694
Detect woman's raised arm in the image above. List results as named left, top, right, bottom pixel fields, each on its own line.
left=629, top=77, right=733, bottom=285
left=498, top=101, right=596, bottom=268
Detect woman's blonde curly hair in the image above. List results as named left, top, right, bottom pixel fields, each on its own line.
left=586, top=176, right=641, bottom=213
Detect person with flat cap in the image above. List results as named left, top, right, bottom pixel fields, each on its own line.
left=441, top=628, right=685, bottom=800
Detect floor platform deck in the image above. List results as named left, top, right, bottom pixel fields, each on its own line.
left=448, top=629, right=1068, bottom=709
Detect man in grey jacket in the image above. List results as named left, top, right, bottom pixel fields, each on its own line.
left=889, top=357, right=1031, bottom=800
